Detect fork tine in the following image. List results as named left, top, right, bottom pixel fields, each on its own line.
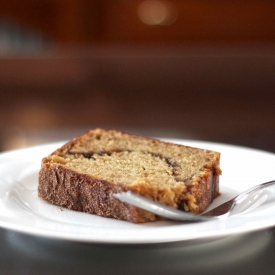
left=114, top=180, right=275, bottom=222
left=114, top=191, right=212, bottom=222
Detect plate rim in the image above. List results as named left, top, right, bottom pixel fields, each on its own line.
left=0, top=139, right=275, bottom=244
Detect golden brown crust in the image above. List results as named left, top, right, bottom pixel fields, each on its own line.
left=38, top=128, right=221, bottom=223
left=38, top=164, right=152, bottom=223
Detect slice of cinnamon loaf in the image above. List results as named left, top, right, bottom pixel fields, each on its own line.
left=38, top=128, right=221, bottom=223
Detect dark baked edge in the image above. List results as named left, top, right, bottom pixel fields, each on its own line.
left=51, top=128, right=218, bottom=158
left=38, top=161, right=220, bottom=223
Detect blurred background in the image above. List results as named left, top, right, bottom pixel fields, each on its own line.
left=0, top=0, right=274, bottom=152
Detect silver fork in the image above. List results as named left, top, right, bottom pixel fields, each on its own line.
left=113, top=180, right=275, bottom=222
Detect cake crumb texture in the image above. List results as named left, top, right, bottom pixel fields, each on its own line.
left=38, top=128, right=221, bottom=223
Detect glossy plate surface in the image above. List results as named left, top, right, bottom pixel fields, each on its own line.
left=0, top=139, right=275, bottom=244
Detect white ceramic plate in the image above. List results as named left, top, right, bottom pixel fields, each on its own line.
left=0, top=139, right=275, bottom=244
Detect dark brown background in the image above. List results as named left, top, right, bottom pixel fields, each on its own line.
left=0, top=0, right=274, bottom=152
